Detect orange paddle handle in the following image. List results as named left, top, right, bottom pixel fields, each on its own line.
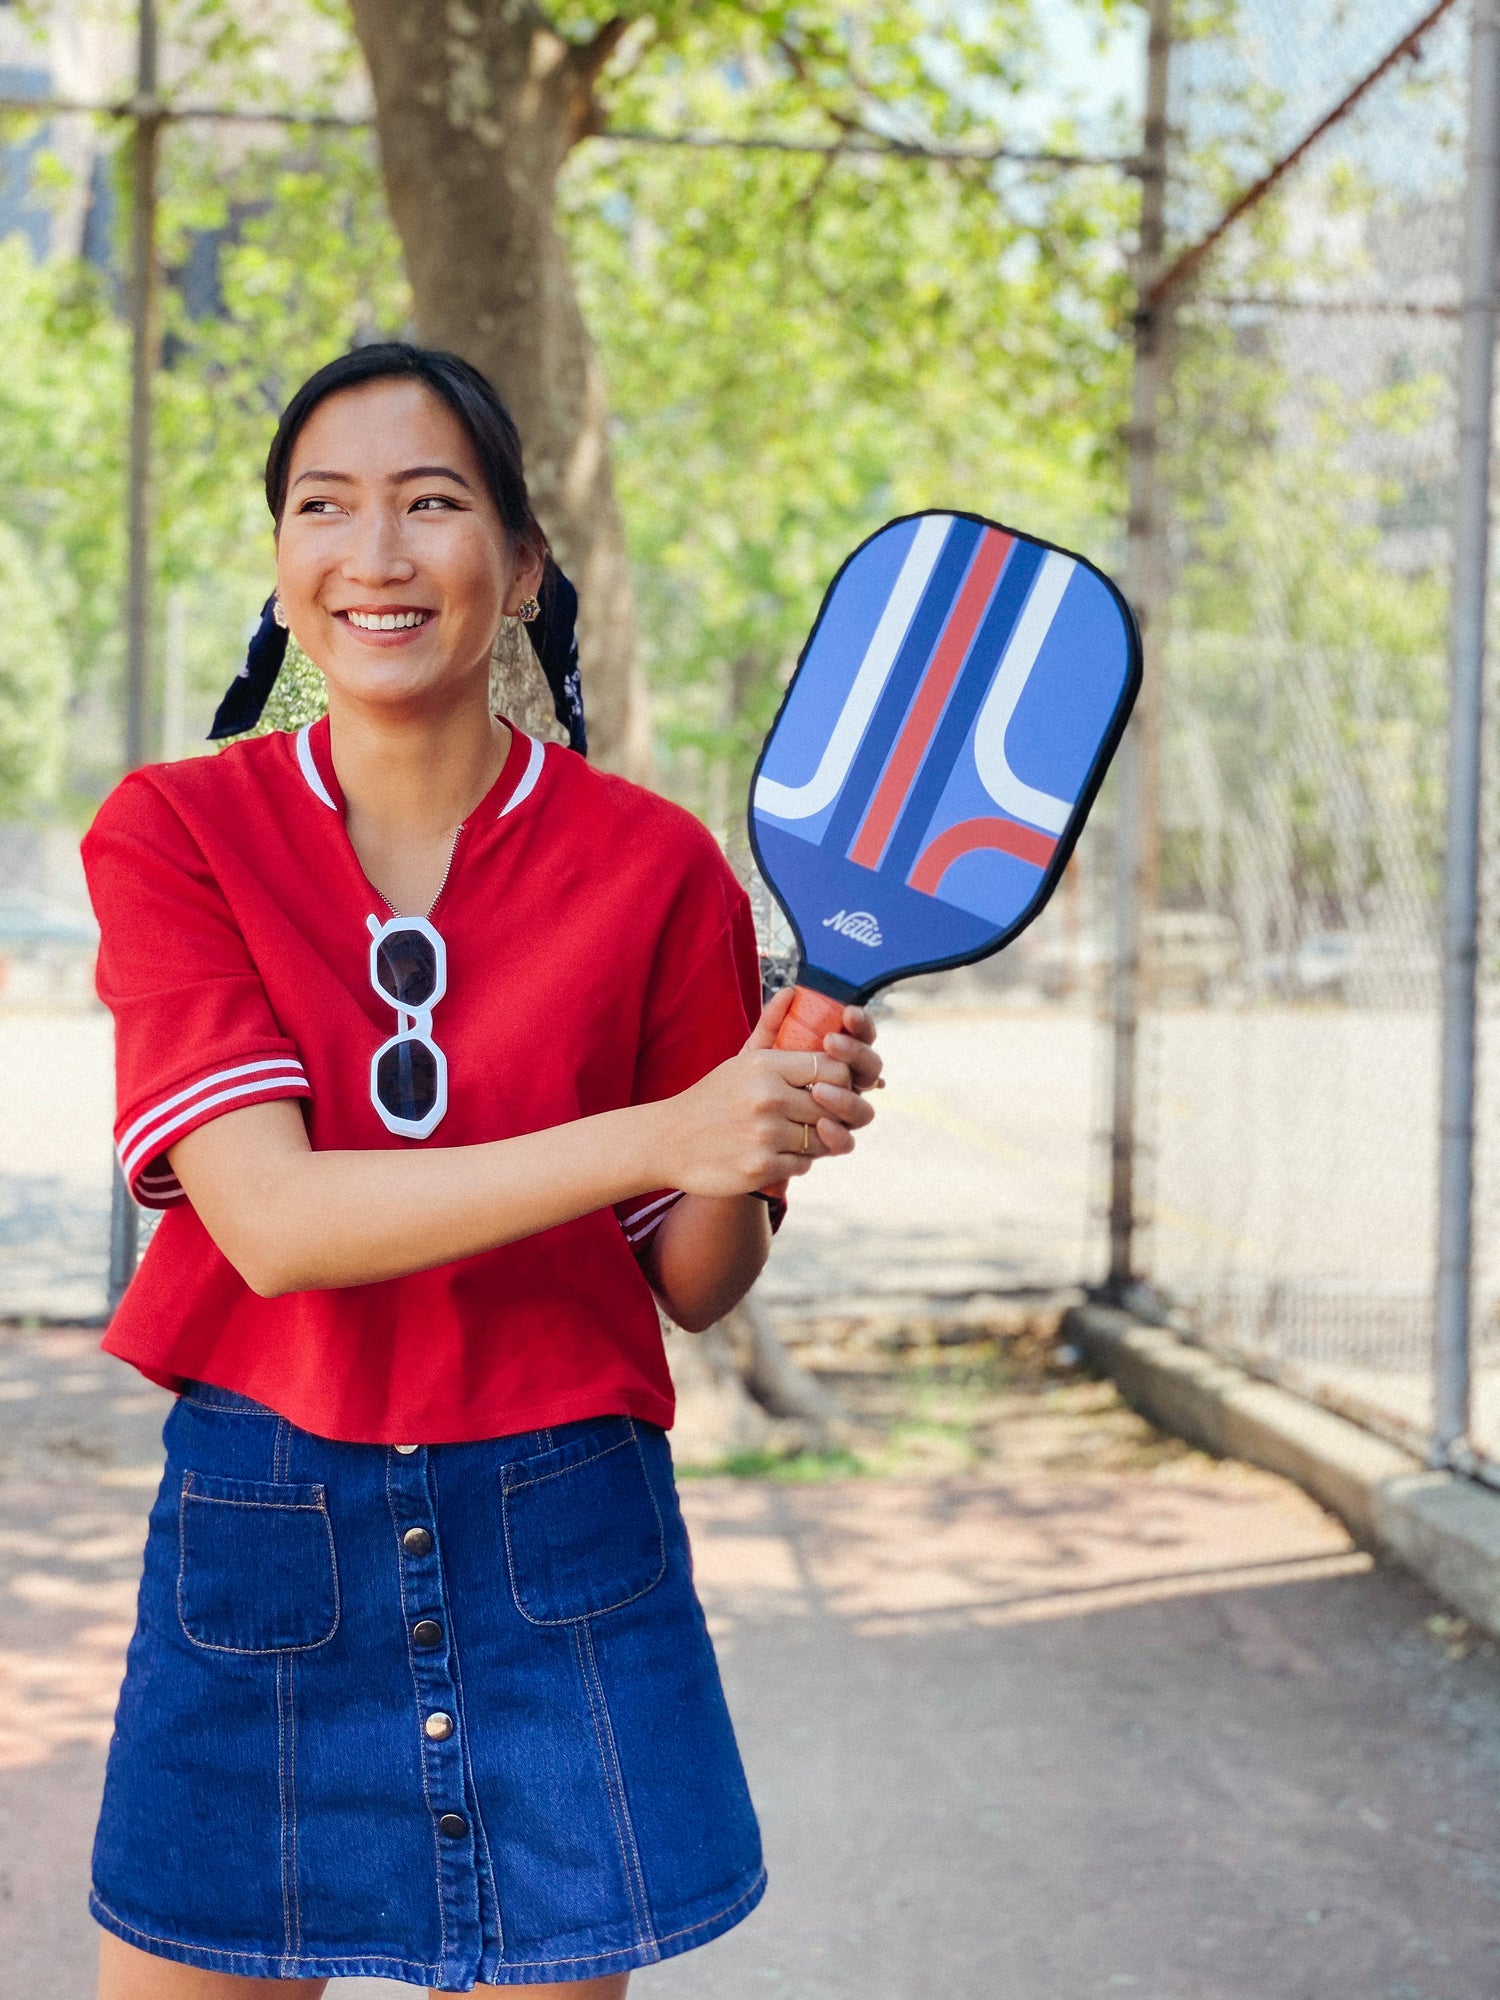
left=759, top=986, right=850, bottom=1200
left=774, top=984, right=849, bottom=1054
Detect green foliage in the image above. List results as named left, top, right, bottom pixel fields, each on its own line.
left=0, top=237, right=126, bottom=803
left=5, top=0, right=1137, bottom=827
left=678, top=1445, right=866, bottom=1479
left=0, top=14, right=411, bottom=807
left=215, top=634, right=330, bottom=747
left=563, top=0, right=1133, bottom=826
left=0, top=516, right=71, bottom=814
left=147, top=122, right=408, bottom=752
left=16, top=0, right=1450, bottom=899
left=0, top=112, right=408, bottom=805
left=255, top=636, right=331, bottom=733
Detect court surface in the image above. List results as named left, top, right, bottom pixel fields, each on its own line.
left=1, top=1329, right=1494, bottom=2000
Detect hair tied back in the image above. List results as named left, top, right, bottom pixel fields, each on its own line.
left=208, top=594, right=289, bottom=741
left=528, top=560, right=587, bottom=757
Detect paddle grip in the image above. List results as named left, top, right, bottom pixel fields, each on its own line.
left=773, top=984, right=849, bottom=1055
left=759, top=986, right=850, bottom=1200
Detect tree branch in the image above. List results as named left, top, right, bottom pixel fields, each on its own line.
left=564, top=15, right=633, bottom=143
left=770, top=28, right=988, bottom=181
left=572, top=16, right=632, bottom=88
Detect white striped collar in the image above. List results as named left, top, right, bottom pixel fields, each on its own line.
left=499, top=732, right=546, bottom=819
left=295, top=719, right=546, bottom=821
left=295, top=723, right=338, bottom=811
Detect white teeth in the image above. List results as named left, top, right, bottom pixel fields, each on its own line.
left=346, top=609, right=428, bottom=630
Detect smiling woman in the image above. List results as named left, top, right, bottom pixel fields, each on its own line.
left=79, top=343, right=884, bottom=1999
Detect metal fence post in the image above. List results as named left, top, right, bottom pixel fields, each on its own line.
left=1433, top=0, right=1500, bottom=1464
left=107, top=0, right=161, bottom=1314
left=1107, top=0, right=1172, bottom=1294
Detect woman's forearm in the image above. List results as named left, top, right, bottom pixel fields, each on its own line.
left=172, top=1097, right=675, bottom=1296
left=169, top=1016, right=875, bottom=1300
left=641, top=1194, right=772, bottom=1332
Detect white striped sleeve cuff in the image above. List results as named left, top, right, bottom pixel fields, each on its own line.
left=619, top=1190, right=684, bottom=1250
left=117, top=1057, right=311, bottom=1206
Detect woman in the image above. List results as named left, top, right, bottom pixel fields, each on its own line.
left=82, top=343, right=881, bottom=1997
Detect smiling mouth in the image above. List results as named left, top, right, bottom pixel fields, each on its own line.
left=338, top=608, right=435, bottom=632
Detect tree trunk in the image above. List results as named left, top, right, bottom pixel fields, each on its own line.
left=662, top=1297, right=846, bottom=1469
left=346, top=0, right=651, bottom=779
left=346, top=3, right=826, bottom=1438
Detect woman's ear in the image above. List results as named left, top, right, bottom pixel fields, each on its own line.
left=503, top=535, right=547, bottom=618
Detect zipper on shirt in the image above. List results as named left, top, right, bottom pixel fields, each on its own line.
left=424, top=824, right=464, bottom=919
left=376, top=823, right=464, bottom=922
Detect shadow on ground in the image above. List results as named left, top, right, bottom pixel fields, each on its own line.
left=0, top=1328, right=1495, bottom=2000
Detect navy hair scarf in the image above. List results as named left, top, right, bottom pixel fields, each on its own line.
left=208, top=561, right=588, bottom=757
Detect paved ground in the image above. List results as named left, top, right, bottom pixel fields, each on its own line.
left=1, top=1328, right=1495, bottom=2000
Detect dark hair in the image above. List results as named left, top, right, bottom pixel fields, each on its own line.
left=263, top=342, right=546, bottom=562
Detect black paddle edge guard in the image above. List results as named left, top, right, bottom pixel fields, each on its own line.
left=746, top=507, right=1143, bottom=1007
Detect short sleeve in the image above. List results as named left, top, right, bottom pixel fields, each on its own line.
left=82, top=774, right=312, bottom=1208
left=612, top=843, right=775, bottom=1253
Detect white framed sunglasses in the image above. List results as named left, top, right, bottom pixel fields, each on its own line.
left=366, top=914, right=448, bottom=1140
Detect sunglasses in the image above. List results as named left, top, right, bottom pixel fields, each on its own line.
left=366, top=914, right=448, bottom=1139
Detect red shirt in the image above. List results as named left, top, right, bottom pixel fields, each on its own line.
left=82, top=719, right=762, bottom=1443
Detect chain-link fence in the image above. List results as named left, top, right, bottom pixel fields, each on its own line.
left=1115, top=0, right=1500, bottom=1469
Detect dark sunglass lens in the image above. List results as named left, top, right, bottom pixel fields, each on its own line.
left=375, top=931, right=438, bottom=1008
left=376, top=1037, right=438, bottom=1121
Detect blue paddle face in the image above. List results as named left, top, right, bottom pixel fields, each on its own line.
left=749, top=511, right=1140, bottom=1001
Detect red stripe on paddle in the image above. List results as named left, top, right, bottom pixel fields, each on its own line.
left=909, top=815, right=1057, bottom=895
left=848, top=529, right=1013, bottom=871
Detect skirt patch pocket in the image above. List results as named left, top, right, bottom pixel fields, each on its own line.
left=503, top=1421, right=666, bottom=1625
left=178, top=1470, right=339, bottom=1654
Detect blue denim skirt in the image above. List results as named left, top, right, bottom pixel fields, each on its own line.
left=90, top=1386, right=765, bottom=1988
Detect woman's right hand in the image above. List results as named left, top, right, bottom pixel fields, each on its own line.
left=651, top=988, right=878, bottom=1197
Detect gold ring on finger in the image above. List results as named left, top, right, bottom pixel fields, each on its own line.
left=801, top=1122, right=811, bottom=1153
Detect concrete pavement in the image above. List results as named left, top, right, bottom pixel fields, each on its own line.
left=0, top=1329, right=1495, bottom=2000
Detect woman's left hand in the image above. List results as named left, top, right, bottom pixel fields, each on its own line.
left=744, top=993, right=883, bottom=1160
left=818, top=1005, right=882, bottom=1110
left=795, top=998, right=883, bottom=1159
left=644, top=1001, right=883, bottom=1328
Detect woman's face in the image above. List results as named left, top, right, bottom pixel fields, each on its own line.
left=275, top=377, right=542, bottom=716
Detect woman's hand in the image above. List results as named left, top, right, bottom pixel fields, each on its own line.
left=817, top=997, right=883, bottom=1101
left=639, top=991, right=882, bottom=1327
left=650, top=988, right=882, bottom=1198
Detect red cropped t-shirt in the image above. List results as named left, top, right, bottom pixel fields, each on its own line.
left=82, top=719, right=763, bottom=1444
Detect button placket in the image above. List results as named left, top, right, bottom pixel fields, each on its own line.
left=389, top=1443, right=480, bottom=1987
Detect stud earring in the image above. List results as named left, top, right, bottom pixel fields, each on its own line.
left=516, top=596, right=540, bottom=624
left=272, top=598, right=289, bottom=629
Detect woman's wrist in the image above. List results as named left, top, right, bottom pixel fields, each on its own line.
left=596, top=1097, right=679, bottom=1205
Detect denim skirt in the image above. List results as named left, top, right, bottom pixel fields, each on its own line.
left=90, top=1385, right=765, bottom=1988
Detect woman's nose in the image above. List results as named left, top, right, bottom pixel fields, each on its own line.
left=342, top=508, right=416, bottom=585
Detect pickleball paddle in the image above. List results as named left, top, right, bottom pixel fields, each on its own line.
left=749, top=508, right=1141, bottom=1067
